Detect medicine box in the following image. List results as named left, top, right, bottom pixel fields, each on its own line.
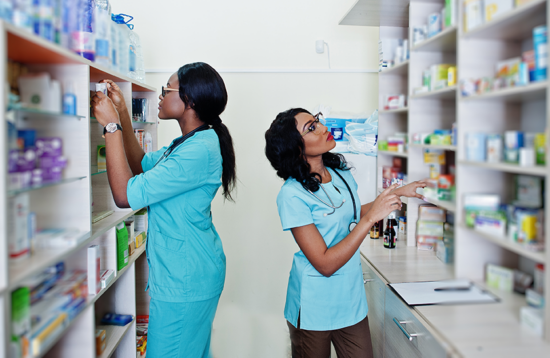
left=423, top=149, right=445, bottom=164
left=8, top=193, right=30, bottom=260
left=417, top=221, right=444, bottom=237
left=134, top=209, right=148, bottom=234
left=520, top=306, right=544, bottom=337
left=484, top=0, right=514, bottom=22
left=464, top=0, right=484, bottom=32
left=486, top=264, right=514, bottom=291
left=115, top=222, right=129, bottom=271
left=418, top=205, right=445, bottom=222
left=504, top=131, right=524, bottom=163
left=466, top=133, right=486, bottom=162
left=487, top=134, right=503, bottom=163
left=95, top=329, right=106, bottom=355
left=87, top=245, right=101, bottom=295
left=97, top=145, right=106, bottom=171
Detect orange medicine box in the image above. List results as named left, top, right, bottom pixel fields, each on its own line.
left=439, top=174, right=454, bottom=189
left=96, top=329, right=106, bottom=355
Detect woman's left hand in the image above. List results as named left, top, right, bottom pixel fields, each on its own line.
left=91, top=91, right=120, bottom=126
left=393, top=180, right=427, bottom=200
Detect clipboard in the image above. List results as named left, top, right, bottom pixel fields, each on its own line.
left=388, top=279, right=500, bottom=306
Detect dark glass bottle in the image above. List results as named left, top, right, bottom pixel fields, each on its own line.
left=383, top=219, right=390, bottom=248
left=370, top=221, right=379, bottom=239
left=387, top=218, right=397, bottom=249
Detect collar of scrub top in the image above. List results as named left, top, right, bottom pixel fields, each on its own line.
left=307, top=169, right=358, bottom=232
left=153, top=124, right=210, bottom=168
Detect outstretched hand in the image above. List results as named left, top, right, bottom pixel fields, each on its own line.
left=393, top=180, right=427, bottom=200
left=365, top=183, right=402, bottom=223
left=91, top=91, right=119, bottom=127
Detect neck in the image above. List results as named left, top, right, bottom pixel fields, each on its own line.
left=308, top=155, right=330, bottom=183
left=178, top=115, right=206, bottom=137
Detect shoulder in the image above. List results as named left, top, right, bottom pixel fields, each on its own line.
left=277, top=178, right=308, bottom=204
left=173, top=129, right=219, bottom=157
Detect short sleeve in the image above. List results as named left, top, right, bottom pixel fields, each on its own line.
left=277, top=186, right=314, bottom=231
left=127, top=141, right=209, bottom=210
left=141, top=146, right=168, bottom=172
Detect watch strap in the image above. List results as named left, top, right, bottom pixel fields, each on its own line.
left=103, top=123, right=123, bottom=136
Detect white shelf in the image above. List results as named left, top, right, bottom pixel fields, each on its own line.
left=459, top=160, right=547, bottom=177
left=379, top=107, right=409, bottom=114
left=34, top=244, right=146, bottom=358
left=461, top=81, right=548, bottom=102
left=378, top=150, right=408, bottom=158
left=410, top=85, right=457, bottom=100
left=7, top=209, right=139, bottom=292
left=97, top=319, right=135, bottom=358
left=415, top=196, right=456, bottom=213
left=5, top=21, right=155, bottom=92
left=380, top=60, right=409, bottom=76
left=8, top=177, right=87, bottom=197
left=410, top=143, right=457, bottom=151
left=411, top=26, right=457, bottom=53
left=339, top=0, right=410, bottom=27
left=462, top=0, right=547, bottom=41
left=460, top=224, right=546, bottom=264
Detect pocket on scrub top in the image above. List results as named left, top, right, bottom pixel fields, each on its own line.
left=302, top=272, right=359, bottom=305
left=151, top=230, right=188, bottom=289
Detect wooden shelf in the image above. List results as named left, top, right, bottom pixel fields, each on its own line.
left=460, top=224, right=545, bottom=264
left=34, top=244, right=146, bottom=358
left=411, top=26, right=457, bottom=53
left=410, top=143, right=457, bottom=151
left=462, top=0, right=547, bottom=41
left=7, top=209, right=139, bottom=292
left=461, top=81, right=548, bottom=102
left=380, top=60, right=409, bottom=76
left=97, top=319, right=135, bottom=358
left=378, top=150, right=408, bottom=158
left=459, top=160, right=547, bottom=176
left=5, top=21, right=155, bottom=92
left=411, top=85, right=457, bottom=100
left=379, top=107, right=408, bottom=114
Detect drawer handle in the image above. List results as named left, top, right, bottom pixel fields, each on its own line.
left=362, top=272, right=374, bottom=284
left=393, top=318, right=418, bottom=342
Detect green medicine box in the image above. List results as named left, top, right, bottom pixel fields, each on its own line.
left=116, top=222, right=129, bottom=271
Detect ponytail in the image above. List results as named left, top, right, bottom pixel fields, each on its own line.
left=211, top=121, right=236, bottom=201
left=177, top=62, right=237, bottom=201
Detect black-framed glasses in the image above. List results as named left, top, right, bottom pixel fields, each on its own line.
left=162, top=86, right=179, bottom=97
left=301, top=113, right=325, bottom=137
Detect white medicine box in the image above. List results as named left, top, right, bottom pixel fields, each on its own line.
left=484, top=0, right=514, bottom=22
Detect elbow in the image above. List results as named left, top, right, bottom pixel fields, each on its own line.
left=317, top=267, right=336, bottom=278
left=114, top=195, right=131, bottom=209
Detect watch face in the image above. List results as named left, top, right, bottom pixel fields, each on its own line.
left=106, top=123, right=118, bottom=133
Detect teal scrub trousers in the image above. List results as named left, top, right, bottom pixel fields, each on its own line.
left=147, top=295, right=221, bottom=358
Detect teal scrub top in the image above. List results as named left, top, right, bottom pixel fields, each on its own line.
left=127, top=129, right=226, bottom=303
left=277, top=167, right=368, bottom=331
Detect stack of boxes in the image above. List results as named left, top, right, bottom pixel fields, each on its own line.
left=416, top=205, right=455, bottom=263
left=380, top=158, right=407, bottom=189
left=421, top=149, right=455, bottom=202
left=414, top=64, right=457, bottom=95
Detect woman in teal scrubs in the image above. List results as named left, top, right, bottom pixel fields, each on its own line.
left=265, top=108, right=425, bottom=357
left=91, top=62, right=236, bottom=358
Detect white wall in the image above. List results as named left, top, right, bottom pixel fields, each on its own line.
left=112, top=1, right=379, bottom=357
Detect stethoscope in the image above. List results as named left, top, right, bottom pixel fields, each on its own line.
left=153, top=124, right=210, bottom=168
left=306, top=169, right=358, bottom=232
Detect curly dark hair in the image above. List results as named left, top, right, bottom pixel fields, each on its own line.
left=265, top=108, right=350, bottom=192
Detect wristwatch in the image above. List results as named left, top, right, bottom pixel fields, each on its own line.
left=103, top=123, right=123, bottom=138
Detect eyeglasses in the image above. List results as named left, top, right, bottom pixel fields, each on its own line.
left=301, top=113, right=325, bottom=137
left=161, top=86, right=179, bottom=97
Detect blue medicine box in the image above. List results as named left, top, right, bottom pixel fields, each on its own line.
left=466, top=133, right=487, bottom=162
left=324, top=118, right=353, bottom=141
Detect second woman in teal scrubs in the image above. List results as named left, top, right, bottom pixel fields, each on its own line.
left=91, top=62, right=236, bottom=358
left=265, top=108, right=425, bottom=357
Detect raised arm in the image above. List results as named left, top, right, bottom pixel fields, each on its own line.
left=100, top=79, right=145, bottom=175
left=291, top=184, right=401, bottom=277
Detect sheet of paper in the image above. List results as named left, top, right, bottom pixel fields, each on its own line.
left=389, top=279, right=499, bottom=306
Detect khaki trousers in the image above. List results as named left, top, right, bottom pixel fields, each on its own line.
left=287, top=314, right=374, bottom=358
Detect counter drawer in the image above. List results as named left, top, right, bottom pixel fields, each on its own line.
left=384, top=286, right=446, bottom=358
left=361, top=257, right=385, bottom=358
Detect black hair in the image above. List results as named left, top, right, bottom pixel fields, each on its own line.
left=177, top=62, right=236, bottom=201
left=265, top=108, right=349, bottom=192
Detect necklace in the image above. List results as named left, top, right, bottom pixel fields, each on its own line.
left=307, top=184, right=345, bottom=217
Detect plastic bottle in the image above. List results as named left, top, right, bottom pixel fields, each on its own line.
left=144, top=132, right=153, bottom=153
left=12, top=0, right=33, bottom=31
left=94, top=0, right=111, bottom=67
left=0, top=0, right=13, bottom=22
left=128, top=29, right=139, bottom=79
left=62, top=81, right=76, bottom=115
left=32, top=0, right=54, bottom=42
left=70, top=0, right=95, bottom=61
left=109, top=17, right=118, bottom=70
left=136, top=36, right=145, bottom=82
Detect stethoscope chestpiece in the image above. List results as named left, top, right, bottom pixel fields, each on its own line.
left=349, top=222, right=357, bottom=232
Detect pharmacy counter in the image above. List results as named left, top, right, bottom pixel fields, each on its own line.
left=359, top=239, right=550, bottom=358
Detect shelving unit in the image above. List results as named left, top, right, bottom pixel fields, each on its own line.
left=0, top=19, right=158, bottom=358
left=379, top=107, right=408, bottom=114
left=369, top=0, right=550, bottom=348
left=380, top=60, right=409, bottom=76
left=409, top=143, right=456, bottom=151
left=378, top=150, right=408, bottom=158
